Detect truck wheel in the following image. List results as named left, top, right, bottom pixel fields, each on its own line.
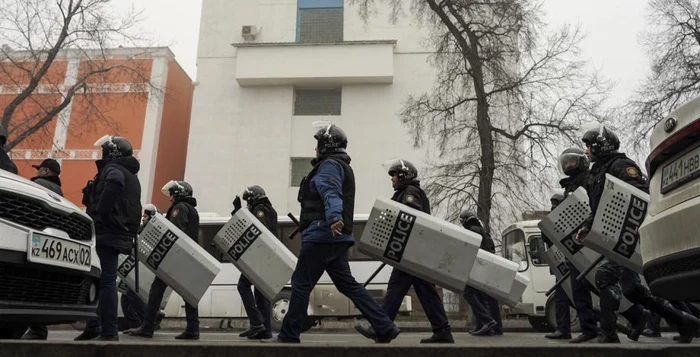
left=270, top=289, right=317, bottom=333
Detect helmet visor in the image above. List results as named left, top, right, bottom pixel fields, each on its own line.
left=161, top=180, right=179, bottom=197
left=382, top=157, right=405, bottom=175
left=93, top=135, right=113, bottom=147
left=558, top=152, right=585, bottom=175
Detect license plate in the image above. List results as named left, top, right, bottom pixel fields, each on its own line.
left=661, top=144, right=700, bottom=194
left=27, top=232, right=92, bottom=271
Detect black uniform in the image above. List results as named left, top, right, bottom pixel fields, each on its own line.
left=463, top=222, right=502, bottom=335
left=237, top=197, right=278, bottom=336
left=0, top=146, right=17, bottom=174
left=560, top=171, right=599, bottom=339
left=380, top=180, right=452, bottom=335
left=585, top=153, right=700, bottom=342
left=83, top=156, right=142, bottom=338
left=142, top=196, right=200, bottom=334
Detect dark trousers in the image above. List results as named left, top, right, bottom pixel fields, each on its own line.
left=279, top=242, right=394, bottom=342
left=596, top=259, right=692, bottom=336
left=238, top=275, right=271, bottom=332
left=382, top=268, right=450, bottom=333
left=484, top=292, right=503, bottom=332
left=568, top=262, right=598, bottom=336
left=553, top=283, right=571, bottom=333
left=464, top=286, right=497, bottom=329
left=86, top=245, right=120, bottom=337
left=143, top=277, right=199, bottom=333
left=121, top=288, right=146, bottom=329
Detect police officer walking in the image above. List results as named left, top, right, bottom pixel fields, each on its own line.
left=459, top=211, right=503, bottom=337
left=232, top=185, right=278, bottom=340
left=542, top=194, right=572, bottom=340
left=555, top=148, right=600, bottom=343
left=575, top=124, right=700, bottom=343
left=0, top=124, right=18, bottom=174
left=266, top=123, right=399, bottom=343
left=22, top=159, right=64, bottom=340
left=75, top=135, right=142, bottom=341
left=355, top=159, right=454, bottom=343
left=128, top=181, right=201, bottom=340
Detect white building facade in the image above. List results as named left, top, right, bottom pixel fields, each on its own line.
left=185, top=0, right=439, bottom=217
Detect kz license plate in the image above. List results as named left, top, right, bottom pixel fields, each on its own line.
left=661, top=144, right=700, bottom=194
left=27, top=232, right=92, bottom=271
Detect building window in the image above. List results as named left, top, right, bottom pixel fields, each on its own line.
left=293, top=88, right=341, bottom=115
left=290, top=157, right=314, bottom=187
left=297, top=0, right=344, bottom=43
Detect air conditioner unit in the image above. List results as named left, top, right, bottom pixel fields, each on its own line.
left=242, top=25, right=258, bottom=40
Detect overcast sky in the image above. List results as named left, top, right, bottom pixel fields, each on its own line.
left=121, top=0, right=651, bottom=110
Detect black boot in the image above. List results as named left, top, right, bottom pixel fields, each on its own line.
left=125, top=326, right=154, bottom=339
left=569, top=334, right=597, bottom=343
left=642, top=329, right=661, bottom=338
left=375, top=326, right=401, bottom=344
left=597, top=308, right=619, bottom=343
left=626, top=309, right=649, bottom=341
left=545, top=330, right=572, bottom=340
left=239, top=324, right=265, bottom=338
left=420, top=329, right=454, bottom=343
left=248, top=329, right=272, bottom=340
left=354, top=321, right=377, bottom=340
left=175, top=330, right=199, bottom=340
left=74, top=327, right=100, bottom=341
left=472, top=320, right=496, bottom=336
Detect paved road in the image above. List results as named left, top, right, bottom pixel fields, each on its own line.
left=42, top=331, right=696, bottom=346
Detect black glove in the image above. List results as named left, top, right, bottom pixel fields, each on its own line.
left=231, top=196, right=242, bottom=215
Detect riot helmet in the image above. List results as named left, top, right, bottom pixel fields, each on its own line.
left=143, top=203, right=159, bottom=216
left=558, top=147, right=589, bottom=176
left=161, top=180, right=193, bottom=198
left=459, top=210, right=481, bottom=228
left=550, top=193, right=565, bottom=210
left=313, top=121, right=348, bottom=154
left=581, top=122, right=620, bottom=158
left=242, top=185, right=266, bottom=202
left=382, top=158, right=418, bottom=181
left=94, top=135, right=134, bottom=159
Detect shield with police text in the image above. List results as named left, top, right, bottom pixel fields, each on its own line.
left=540, top=246, right=574, bottom=304
left=587, top=174, right=648, bottom=274
left=359, top=196, right=482, bottom=293
left=117, top=253, right=173, bottom=309
left=138, top=214, right=223, bottom=306
left=213, top=208, right=297, bottom=301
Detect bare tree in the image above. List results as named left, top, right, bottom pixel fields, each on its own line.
left=350, top=0, right=609, bottom=234
left=0, top=0, right=156, bottom=150
left=624, top=0, right=700, bottom=150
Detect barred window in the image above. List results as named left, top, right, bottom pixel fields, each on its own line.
left=298, top=8, right=343, bottom=43
left=290, top=158, right=314, bottom=187
left=293, top=88, right=341, bottom=116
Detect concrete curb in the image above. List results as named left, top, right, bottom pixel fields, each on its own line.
left=0, top=342, right=699, bottom=357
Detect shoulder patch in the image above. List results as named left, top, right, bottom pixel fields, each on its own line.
left=171, top=209, right=179, bottom=218
left=406, top=195, right=415, bottom=203
left=256, top=210, right=265, bottom=218
left=625, top=167, right=640, bottom=178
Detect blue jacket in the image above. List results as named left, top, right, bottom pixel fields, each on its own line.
left=301, top=159, right=354, bottom=245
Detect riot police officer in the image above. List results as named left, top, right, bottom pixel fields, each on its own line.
left=575, top=124, right=700, bottom=343
left=542, top=194, right=572, bottom=340
left=127, top=181, right=201, bottom=340
left=556, top=148, right=600, bottom=343
left=233, top=185, right=278, bottom=340
left=267, top=123, right=399, bottom=343
left=355, top=159, right=454, bottom=343
left=76, top=135, right=142, bottom=341
left=459, top=211, right=503, bottom=337
left=0, top=124, right=18, bottom=174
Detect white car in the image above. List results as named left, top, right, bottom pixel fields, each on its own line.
left=639, top=95, right=700, bottom=301
left=0, top=169, right=101, bottom=338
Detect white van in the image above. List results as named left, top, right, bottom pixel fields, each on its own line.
left=500, top=220, right=581, bottom=332
left=121, top=213, right=412, bottom=332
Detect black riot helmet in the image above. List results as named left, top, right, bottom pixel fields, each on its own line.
left=581, top=122, right=620, bottom=158
left=313, top=122, right=348, bottom=154
left=242, top=185, right=266, bottom=202
left=94, top=135, right=134, bottom=159
left=383, top=158, right=418, bottom=181
left=550, top=193, right=565, bottom=210
left=0, top=124, right=7, bottom=146
left=558, top=147, right=589, bottom=176
left=459, top=210, right=480, bottom=228
left=161, top=180, right=193, bottom=198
